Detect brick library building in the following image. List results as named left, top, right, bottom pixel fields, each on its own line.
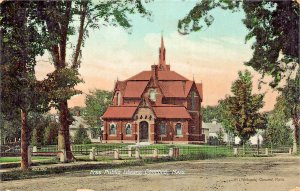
left=102, top=37, right=204, bottom=144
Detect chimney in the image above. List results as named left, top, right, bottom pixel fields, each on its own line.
left=151, top=64, right=158, bottom=80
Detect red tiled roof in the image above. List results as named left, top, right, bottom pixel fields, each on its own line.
left=126, top=71, right=188, bottom=81
left=152, top=106, right=191, bottom=119
left=124, top=81, right=148, bottom=98
left=127, top=71, right=151, bottom=81
left=158, top=71, right=188, bottom=81
left=184, top=81, right=193, bottom=96
left=159, top=81, right=185, bottom=98
left=102, top=106, right=137, bottom=119
left=196, top=83, right=203, bottom=101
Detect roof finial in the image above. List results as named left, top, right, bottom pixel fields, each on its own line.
left=193, top=74, right=195, bottom=82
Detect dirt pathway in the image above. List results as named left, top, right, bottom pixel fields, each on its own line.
left=1, top=156, right=299, bottom=191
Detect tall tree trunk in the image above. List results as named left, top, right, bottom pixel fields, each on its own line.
left=72, top=0, right=88, bottom=69
left=20, top=109, right=29, bottom=170
left=58, top=100, right=73, bottom=161
left=292, top=121, right=298, bottom=154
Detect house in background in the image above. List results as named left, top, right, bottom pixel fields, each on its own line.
left=102, top=37, right=204, bottom=144
left=202, top=119, right=264, bottom=145
left=69, top=111, right=100, bottom=143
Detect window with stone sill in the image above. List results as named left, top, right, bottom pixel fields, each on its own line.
left=176, top=123, right=182, bottom=135
left=159, top=123, right=167, bottom=135
left=125, top=123, right=132, bottom=135
left=109, top=123, right=116, bottom=135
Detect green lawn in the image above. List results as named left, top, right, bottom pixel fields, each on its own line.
left=0, top=156, right=53, bottom=163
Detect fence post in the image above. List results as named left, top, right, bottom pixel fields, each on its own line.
left=169, top=148, right=174, bottom=157
left=114, top=149, right=120, bottom=160
left=265, top=148, right=269, bottom=155
left=32, top=146, right=37, bottom=153
left=153, top=148, right=158, bottom=158
left=233, top=148, right=238, bottom=156
left=289, top=148, right=292, bottom=155
left=135, top=148, right=141, bottom=159
left=89, top=147, right=96, bottom=160
left=60, top=149, right=66, bottom=163
left=28, top=146, right=32, bottom=166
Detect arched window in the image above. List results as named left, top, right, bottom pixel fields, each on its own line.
left=176, top=123, right=182, bottom=135
left=125, top=123, right=132, bottom=135
left=191, top=91, right=196, bottom=110
left=149, top=89, right=156, bottom=101
left=160, top=123, right=166, bottom=135
left=109, top=123, right=116, bottom=135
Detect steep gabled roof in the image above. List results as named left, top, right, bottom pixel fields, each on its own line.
left=159, top=81, right=185, bottom=98
left=184, top=81, right=193, bottom=96
left=124, top=81, right=148, bottom=98
left=152, top=106, right=191, bottom=119
left=196, top=83, right=203, bottom=101
left=102, top=106, right=137, bottom=119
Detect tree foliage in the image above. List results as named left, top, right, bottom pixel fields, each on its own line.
left=178, top=0, right=299, bottom=87
left=201, top=105, right=220, bottom=123
left=281, top=69, right=300, bottom=149
left=33, top=0, right=151, bottom=160
left=218, top=98, right=235, bottom=135
left=84, top=89, right=112, bottom=128
left=227, top=70, right=265, bottom=143
left=263, top=96, right=293, bottom=147
left=44, top=121, right=59, bottom=145
left=73, top=124, right=91, bottom=144
left=0, top=1, right=51, bottom=170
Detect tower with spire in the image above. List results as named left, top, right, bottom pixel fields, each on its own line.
left=158, top=36, right=170, bottom=71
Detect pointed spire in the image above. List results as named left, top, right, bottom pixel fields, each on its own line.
left=160, top=35, right=164, bottom=49
left=159, top=35, right=166, bottom=70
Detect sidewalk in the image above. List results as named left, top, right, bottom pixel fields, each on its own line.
left=0, top=159, right=125, bottom=173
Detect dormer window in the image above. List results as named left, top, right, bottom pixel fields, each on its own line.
left=149, top=89, right=156, bottom=102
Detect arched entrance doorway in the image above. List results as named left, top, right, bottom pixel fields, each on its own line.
left=139, top=121, right=149, bottom=142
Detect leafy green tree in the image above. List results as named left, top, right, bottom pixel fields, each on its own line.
left=73, top=124, right=91, bottom=144
left=29, top=113, right=50, bottom=146
left=0, top=112, right=21, bottom=144
left=178, top=0, right=299, bottom=87
left=1, top=1, right=50, bottom=170
left=281, top=69, right=300, bottom=153
left=201, top=105, right=220, bottom=123
left=35, top=0, right=151, bottom=161
left=264, top=96, right=292, bottom=148
left=84, top=89, right=112, bottom=128
left=227, top=70, right=265, bottom=145
left=218, top=98, right=235, bottom=134
left=44, top=121, right=59, bottom=145
left=216, top=128, right=224, bottom=145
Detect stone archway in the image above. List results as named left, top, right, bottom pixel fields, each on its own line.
left=139, top=121, right=149, bottom=142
